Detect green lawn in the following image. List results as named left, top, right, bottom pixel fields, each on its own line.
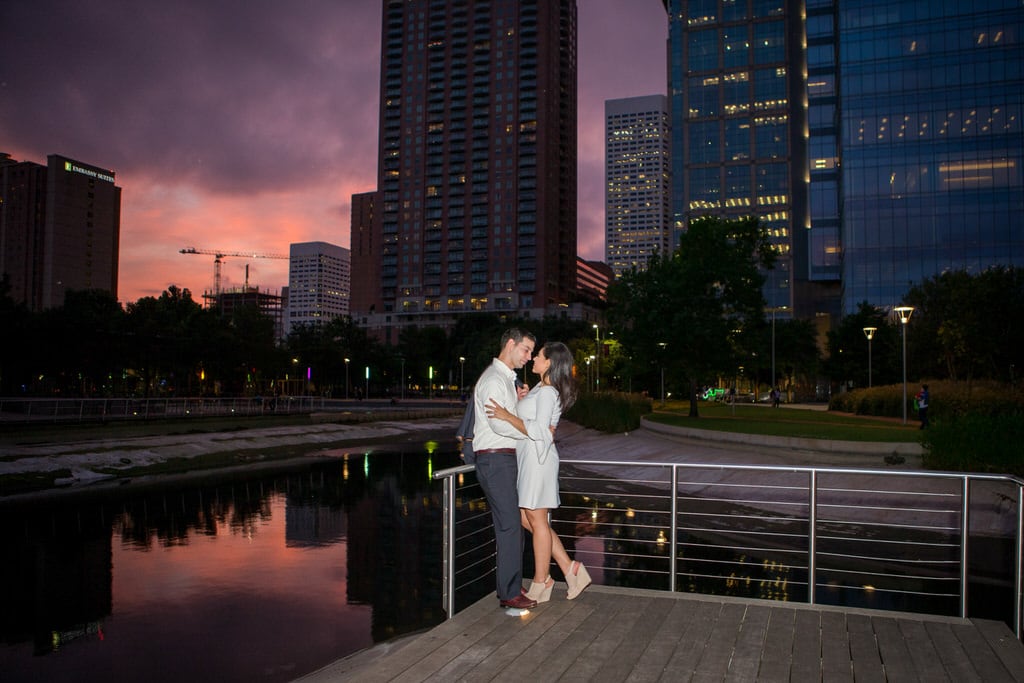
left=646, top=401, right=923, bottom=443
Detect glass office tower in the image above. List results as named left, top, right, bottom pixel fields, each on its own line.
left=666, top=0, right=807, bottom=316
left=838, top=0, right=1023, bottom=312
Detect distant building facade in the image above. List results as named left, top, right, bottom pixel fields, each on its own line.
left=665, top=0, right=1023, bottom=319
left=605, top=95, right=670, bottom=279
left=0, top=153, right=121, bottom=311
left=350, top=0, right=579, bottom=342
left=286, top=241, right=350, bottom=335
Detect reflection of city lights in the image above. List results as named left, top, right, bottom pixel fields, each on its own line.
left=625, top=508, right=635, bottom=518
left=424, top=440, right=439, bottom=454
left=457, top=473, right=464, bottom=487
left=863, top=584, right=875, bottom=592
left=427, top=457, right=433, bottom=481
left=364, top=455, right=369, bottom=477
left=591, top=506, right=598, bottom=522
left=656, top=530, right=666, bottom=546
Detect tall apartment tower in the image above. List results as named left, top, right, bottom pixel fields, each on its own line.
left=605, top=95, right=670, bottom=279
left=0, top=153, right=121, bottom=311
left=666, top=0, right=806, bottom=317
left=286, top=241, right=351, bottom=336
left=350, top=0, right=578, bottom=342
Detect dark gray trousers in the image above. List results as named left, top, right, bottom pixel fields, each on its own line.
left=475, top=451, right=523, bottom=601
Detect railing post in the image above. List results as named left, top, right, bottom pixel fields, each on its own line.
left=1016, top=482, right=1023, bottom=638
left=961, top=476, right=970, bottom=619
left=808, top=470, right=817, bottom=605
left=442, top=474, right=456, bottom=619
left=670, top=465, right=678, bottom=593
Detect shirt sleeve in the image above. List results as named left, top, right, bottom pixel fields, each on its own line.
left=475, top=371, right=526, bottom=440
left=521, top=386, right=558, bottom=451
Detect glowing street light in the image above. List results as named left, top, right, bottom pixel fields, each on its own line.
left=344, top=357, right=350, bottom=399
left=862, top=328, right=876, bottom=388
left=459, top=356, right=465, bottom=393
left=658, top=342, right=667, bottom=407
left=593, top=324, right=600, bottom=391
left=894, top=306, right=915, bottom=424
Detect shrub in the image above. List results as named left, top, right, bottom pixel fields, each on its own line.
left=921, top=413, right=1024, bottom=476
left=829, top=380, right=1024, bottom=422
left=565, top=391, right=652, bottom=433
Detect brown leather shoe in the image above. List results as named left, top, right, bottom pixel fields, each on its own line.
left=499, top=594, right=537, bottom=609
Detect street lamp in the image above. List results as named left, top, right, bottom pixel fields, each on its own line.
left=593, top=324, right=600, bottom=392
left=364, top=365, right=370, bottom=401
left=658, top=342, right=667, bottom=407
left=589, top=355, right=596, bottom=392
left=862, top=328, right=876, bottom=388
left=459, top=356, right=465, bottom=394
left=894, top=306, right=915, bottom=424
left=344, top=357, right=350, bottom=399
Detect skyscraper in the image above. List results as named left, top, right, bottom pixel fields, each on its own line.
left=0, top=153, right=121, bottom=311
left=350, top=0, right=578, bottom=342
left=286, top=241, right=351, bottom=335
left=836, top=0, right=1023, bottom=312
left=666, top=0, right=1023, bottom=319
left=605, top=95, right=670, bottom=279
left=666, top=0, right=804, bottom=317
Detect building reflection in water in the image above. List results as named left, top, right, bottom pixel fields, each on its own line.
left=0, top=443, right=463, bottom=683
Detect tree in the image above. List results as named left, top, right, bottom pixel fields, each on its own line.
left=824, top=302, right=899, bottom=390
left=606, top=216, right=775, bottom=416
left=903, top=267, right=1024, bottom=382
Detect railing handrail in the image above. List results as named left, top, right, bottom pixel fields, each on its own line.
left=434, top=458, right=1024, bottom=637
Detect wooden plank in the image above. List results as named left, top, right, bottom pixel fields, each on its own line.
left=846, top=613, right=885, bottom=683
left=486, top=598, right=597, bottom=683
left=691, top=601, right=746, bottom=681
left=754, top=607, right=795, bottom=681
left=923, top=621, right=983, bottom=682
left=660, top=599, right=722, bottom=678
left=790, top=608, right=822, bottom=680
left=820, top=610, right=853, bottom=682
left=595, top=595, right=675, bottom=682
left=950, top=621, right=1016, bottom=682
left=558, top=595, right=658, bottom=683
left=723, top=604, right=770, bottom=682
left=526, top=591, right=626, bottom=683
left=871, top=616, right=919, bottom=682
left=895, top=618, right=950, bottom=682
left=626, top=598, right=701, bottom=683
left=973, top=618, right=1024, bottom=681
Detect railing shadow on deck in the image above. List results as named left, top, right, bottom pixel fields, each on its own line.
left=434, top=459, right=1024, bottom=638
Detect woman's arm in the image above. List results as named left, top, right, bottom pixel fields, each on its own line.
left=485, top=398, right=527, bottom=435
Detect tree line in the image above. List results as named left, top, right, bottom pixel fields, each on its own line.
left=2, top=217, right=1019, bottom=404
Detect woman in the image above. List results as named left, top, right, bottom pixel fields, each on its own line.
left=485, top=341, right=592, bottom=602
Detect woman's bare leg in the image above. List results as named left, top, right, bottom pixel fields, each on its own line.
left=524, top=508, right=552, bottom=582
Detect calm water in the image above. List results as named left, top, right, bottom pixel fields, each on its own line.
left=0, top=442, right=467, bottom=683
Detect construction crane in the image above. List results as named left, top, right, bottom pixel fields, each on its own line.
left=179, top=247, right=288, bottom=298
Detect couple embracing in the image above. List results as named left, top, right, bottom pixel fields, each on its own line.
left=469, top=327, right=592, bottom=610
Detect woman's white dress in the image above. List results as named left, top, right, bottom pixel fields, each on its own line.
left=516, top=384, right=562, bottom=510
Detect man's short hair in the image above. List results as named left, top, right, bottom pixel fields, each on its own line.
left=500, top=327, right=536, bottom=349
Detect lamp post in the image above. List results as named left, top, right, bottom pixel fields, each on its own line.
left=593, top=324, right=600, bottom=392
left=658, top=342, right=667, bottom=407
left=862, top=328, right=876, bottom=388
left=364, top=365, right=370, bottom=401
left=399, top=356, right=405, bottom=401
left=894, top=306, right=915, bottom=424
left=344, top=357, right=350, bottom=399
left=459, top=356, right=465, bottom=394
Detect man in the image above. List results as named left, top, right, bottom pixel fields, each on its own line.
left=472, top=327, right=535, bottom=609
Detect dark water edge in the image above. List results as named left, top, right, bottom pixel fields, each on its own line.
left=0, top=440, right=467, bottom=683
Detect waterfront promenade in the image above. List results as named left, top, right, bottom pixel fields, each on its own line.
left=298, top=583, right=1024, bottom=682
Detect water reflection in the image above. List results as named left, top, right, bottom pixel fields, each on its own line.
left=0, top=444, right=462, bottom=683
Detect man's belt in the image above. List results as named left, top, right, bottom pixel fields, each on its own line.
left=474, top=448, right=516, bottom=455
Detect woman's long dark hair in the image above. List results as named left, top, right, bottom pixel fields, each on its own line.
left=540, top=341, right=578, bottom=411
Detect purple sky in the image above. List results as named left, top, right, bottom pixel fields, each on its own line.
left=1, top=0, right=667, bottom=303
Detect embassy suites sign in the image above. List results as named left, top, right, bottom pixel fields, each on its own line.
left=63, top=160, right=115, bottom=184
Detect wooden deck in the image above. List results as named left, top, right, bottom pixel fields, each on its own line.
left=296, top=584, right=1024, bottom=682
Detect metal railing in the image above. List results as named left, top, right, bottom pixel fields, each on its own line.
left=434, top=459, right=1024, bottom=636
left=0, top=396, right=326, bottom=423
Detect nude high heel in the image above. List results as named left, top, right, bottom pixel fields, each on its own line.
left=525, top=576, right=554, bottom=603
left=566, top=561, right=592, bottom=600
